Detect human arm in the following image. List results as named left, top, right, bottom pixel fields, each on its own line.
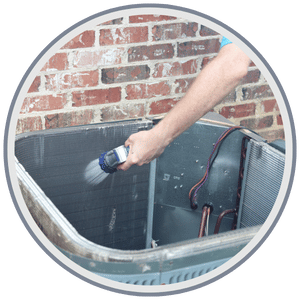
left=118, top=43, right=251, bottom=171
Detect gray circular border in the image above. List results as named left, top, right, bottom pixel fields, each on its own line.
left=3, top=3, right=297, bottom=297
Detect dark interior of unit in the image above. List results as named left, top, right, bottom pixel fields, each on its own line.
left=15, top=120, right=253, bottom=250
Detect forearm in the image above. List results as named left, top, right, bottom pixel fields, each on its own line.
left=118, top=44, right=250, bottom=171
left=152, top=44, right=250, bottom=146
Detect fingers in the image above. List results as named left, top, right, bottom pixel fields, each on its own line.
left=117, top=161, right=130, bottom=171
left=124, top=138, right=131, bottom=148
left=118, top=143, right=145, bottom=171
left=117, top=154, right=140, bottom=171
left=117, top=130, right=157, bottom=171
left=117, top=144, right=135, bottom=171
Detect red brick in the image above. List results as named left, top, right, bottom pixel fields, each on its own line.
left=129, top=15, right=177, bottom=23
left=153, top=59, right=198, bottom=78
left=175, top=77, right=195, bottom=93
left=220, top=91, right=236, bottom=104
left=99, top=27, right=148, bottom=45
left=261, top=99, right=279, bottom=113
left=240, top=115, right=273, bottom=130
left=199, top=25, right=219, bottom=36
left=126, top=81, right=171, bottom=100
left=219, top=103, right=256, bottom=119
left=178, top=39, right=220, bottom=57
left=240, top=69, right=260, bottom=84
left=101, top=103, right=145, bottom=121
left=102, top=65, right=150, bottom=84
left=16, top=116, right=43, bottom=134
left=20, top=94, right=67, bottom=113
left=45, top=70, right=98, bottom=91
left=28, top=76, right=40, bottom=93
left=61, top=30, right=95, bottom=49
left=149, top=98, right=179, bottom=115
left=277, top=114, right=283, bottom=125
left=259, top=129, right=285, bottom=142
left=45, top=110, right=94, bottom=129
left=152, top=23, right=198, bottom=41
left=100, top=18, right=123, bottom=25
left=41, top=53, right=69, bottom=71
left=242, top=85, right=274, bottom=100
left=72, top=88, right=121, bottom=107
left=73, top=48, right=124, bottom=68
left=128, top=44, right=174, bottom=62
left=201, top=56, right=216, bottom=69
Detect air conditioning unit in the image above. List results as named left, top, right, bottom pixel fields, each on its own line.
left=15, top=112, right=285, bottom=285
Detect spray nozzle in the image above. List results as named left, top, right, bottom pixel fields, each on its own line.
left=99, top=145, right=129, bottom=174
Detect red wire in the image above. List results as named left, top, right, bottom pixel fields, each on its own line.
left=189, top=126, right=242, bottom=201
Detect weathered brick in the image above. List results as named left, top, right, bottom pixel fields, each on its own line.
left=100, top=27, right=148, bottom=46
left=100, top=18, right=123, bottom=25
left=178, top=39, right=220, bottom=57
left=175, top=77, right=196, bottom=93
left=201, top=56, right=216, bottom=69
left=61, top=30, right=95, bottom=49
left=240, top=69, right=260, bottom=84
left=20, top=94, right=67, bottom=113
left=242, top=85, right=274, bottom=100
left=126, top=81, right=171, bottom=100
left=129, top=15, right=177, bottom=23
left=199, top=25, right=220, bottom=37
left=128, top=44, right=174, bottom=62
left=240, top=115, right=273, bottom=130
left=149, top=98, right=179, bottom=115
left=45, top=70, right=98, bottom=91
left=101, top=103, right=145, bottom=121
left=153, top=59, right=198, bottom=78
left=102, top=65, right=150, bottom=84
left=220, top=90, right=236, bottom=104
left=41, top=53, right=69, bottom=71
left=73, top=48, right=124, bottom=68
left=45, top=110, right=94, bottom=129
left=152, top=22, right=198, bottom=41
left=72, top=87, right=121, bottom=107
left=28, top=76, right=40, bottom=93
left=16, top=116, right=43, bottom=134
left=219, top=103, right=256, bottom=119
left=277, top=114, right=283, bottom=125
left=259, top=129, right=285, bottom=142
left=261, top=99, right=279, bottom=113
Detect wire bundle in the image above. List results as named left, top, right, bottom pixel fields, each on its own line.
left=189, top=125, right=242, bottom=210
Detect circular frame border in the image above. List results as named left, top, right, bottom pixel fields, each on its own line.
left=3, top=3, right=298, bottom=297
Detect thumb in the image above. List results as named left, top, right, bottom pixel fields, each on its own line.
left=124, top=139, right=130, bottom=147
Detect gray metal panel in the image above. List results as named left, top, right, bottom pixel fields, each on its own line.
left=237, top=140, right=285, bottom=228
left=145, top=159, right=156, bottom=249
left=15, top=120, right=153, bottom=250
left=160, top=257, right=229, bottom=284
left=54, top=225, right=256, bottom=285
left=96, top=257, right=229, bottom=285
left=152, top=204, right=235, bottom=245
left=269, top=139, right=285, bottom=154
left=153, top=121, right=245, bottom=245
left=98, top=272, right=161, bottom=285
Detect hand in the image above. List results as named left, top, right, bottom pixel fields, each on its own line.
left=117, top=127, right=168, bottom=171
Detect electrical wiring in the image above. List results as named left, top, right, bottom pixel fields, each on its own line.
left=189, top=125, right=243, bottom=210
left=205, top=209, right=210, bottom=236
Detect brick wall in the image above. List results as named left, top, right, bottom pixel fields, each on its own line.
left=17, top=15, right=284, bottom=142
